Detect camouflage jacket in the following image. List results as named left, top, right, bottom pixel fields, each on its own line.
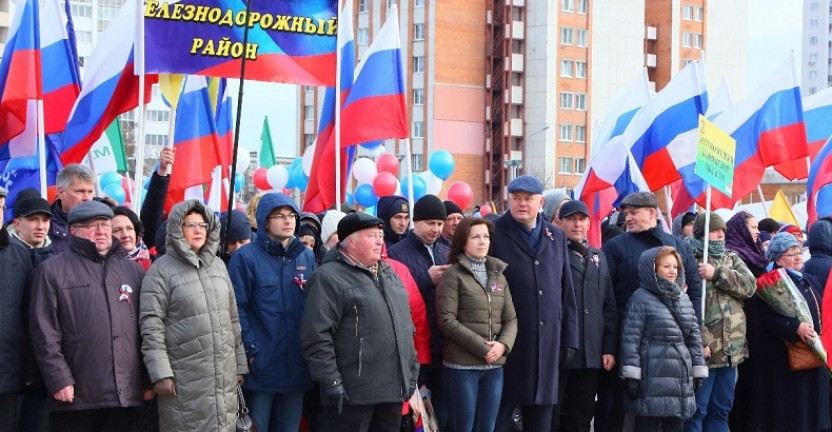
left=698, top=250, right=756, bottom=367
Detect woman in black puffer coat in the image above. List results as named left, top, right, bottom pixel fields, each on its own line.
left=620, top=246, right=708, bottom=432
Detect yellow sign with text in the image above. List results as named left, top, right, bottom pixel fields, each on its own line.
left=695, top=115, right=736, bottom=196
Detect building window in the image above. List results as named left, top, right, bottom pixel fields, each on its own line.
left=577, top=0, right=588, bottom=14
left=387, top=0, right=396, bottom=9
left=682, top=32, right=692, bottom=47
left=693, top=34, right=703, bottom=48
left=559, top=157, right=573, bottom=174
left=683, top=4, right=693, bottom=20
left=561, top=27, right=574, bottom=45
left=412, top=154, right=424, bottom=171
left=810, top=70, right=818, bottom=80
left=560, top=60, right=574, bottom=77
left=562, top=0, right=574, bottom=12
left=413, top=88, right=424, bottom=105
left=151, top=84, right=160, bottom=99
left=575, top=61, right=587, bottom=78
left=147, top=110, right=170, bottom=122
left=576, top=29, right=587, bottom=47
left=560, top=92, right=574, bottom=109
left=415, top=0, right=424, bottom=6
left=810, top=36, right=818, bottom=45
left=810, top=53, right=818, bottom=64
left=575, top=93, right=587, bottom=110
left=304, top=106, right=315, bottom=120
left=75, top=31, right=92, bottom=43
left=809, top=87, right=818, bottom=95
left=304, top=85, right=315, bottom=92
left=811, top=1, right=818, bottom=11
left=413, top=121, right=424, bottom=138
left=560, top=124, right=573, bottom=141
left=71, top=4, right=92, bottom=17
left=145, top=134, right=166, bottom=146
left=575, top=157, right=586, bottom=174
left=694, top=7, right=703, bottom=21
left=413, top=56, right=424, bottom=73
left=413, top=23, right=424, bottom=41
left=358, top=0, right=367, bottom=12
left=682, top=58, right=694, bottom=67
left=357, top=28, right=369, bottom=45
left=575, top=125, right=586, bottom=142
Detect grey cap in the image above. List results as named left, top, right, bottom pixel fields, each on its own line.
left=507, top=175, right=544, bottom=195
left=67, top=200, right=114, bottom=225
left=620, top=191, right=659, bottom=209
left=0, top=186, right=7, bottom=197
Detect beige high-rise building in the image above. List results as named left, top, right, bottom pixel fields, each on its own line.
left=0, top=0, right=11, bottom=53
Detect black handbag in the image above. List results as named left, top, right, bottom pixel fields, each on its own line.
left=236, top=386, right=257, bottom=432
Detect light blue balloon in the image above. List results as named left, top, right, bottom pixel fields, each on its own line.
left=292, top=165, right=309, bottom=191
left=364, top=205, right=376, bottom=216
left=401, top=174, right=427, bottom=200
left=354, top=184, right=378, bottom=207
left=428, top=150, right=455, bottom=180
left=99, top=171, right=123, bottom=190
left=143, top=177, right=150, bottom=190
left=103, top=183, right=126, bottom=205
left=346, top=193, right=355, bottom=206
left=291, top=157, right=303, bottom=171
left=234, top=173, right=245, bottom=193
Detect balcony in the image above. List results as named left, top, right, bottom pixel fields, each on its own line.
left=646, top=53, right=657, bottom=68
left=511, top=20, right=524, bottom=39
left=510, top=53, right=524, bottom=72
left=507, top=0, right=525, bottom=6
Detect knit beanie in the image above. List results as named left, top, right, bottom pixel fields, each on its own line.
left=443, top=200, right=463, bottom=217
left=413, top=195, right=446, bottom=221
left=766, top=232, right=800, bottom=262
left=693, top=212, right=726, bottom=238
left=758, top=217, right=781, bottom=234
left=542, top=190, right=568, bottom=221
left=220, top=210, right=252, bottom=243
left=377, top=196, right=410, bottom=222
left=320, top=210, right=347, bottom=244
left=681, top=212, right=698, bottom=228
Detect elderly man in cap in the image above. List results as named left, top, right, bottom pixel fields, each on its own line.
left=552, top=200, right=617, bottom=432
left=438, top=200, right=464, bottom=248
left=595, top=191, right=702, bottom=432
left=29, top=201, right=147, bottom=431
left=489, top=175, right=579, bottom=432
left=300, top=212, right=418, bottom=432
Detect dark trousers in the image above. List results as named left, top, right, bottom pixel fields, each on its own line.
left=0, top=393, right=18, bottom=431
left=19, top=386, right=50, bottom=432
left=319, top=402, right=402, bottom=432
left=495, top=403, right=555, bottom=432
left=555, top=369, right=600, bottom=432
left=50, top=407, right=137, bottom=432
left=594, top=369, right=626, bottom=432
left=634, top=416, right=683, bottom=432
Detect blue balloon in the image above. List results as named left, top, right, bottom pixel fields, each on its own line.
left=291, top=157, right=303, bottom=171
left=143, top=177, right=150, bottom=190
left=363, top=205, right=376, bottom=216
left=354, top=184, right=378, bottom=207
left=103, top=183, right=126, bottom=205
left=429, top=150, right=455, bottom=180
left=234, top=173, right=245, bottom=193
left=401, top=174, right=427, bottom=200
left=99, top=171, right=123, bottom=189
left=359, top=140, right=383, bottom=150
left=292, top=165, right=309, bottom=191
left=346, top=193, right=355, bottom=206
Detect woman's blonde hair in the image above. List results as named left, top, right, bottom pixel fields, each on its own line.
left=245, top=192, right=266, bottom=229
left=654, top=246, right=682, bottom=274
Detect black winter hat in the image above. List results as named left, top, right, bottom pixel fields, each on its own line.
left=443, top=200, right=463, bottom=217
left=413, top=195, right=446, bottom=222
left=14, top=191, right=52, bottom=218
left=377, top=196, right=410, bottom=222
left=681, top=212, right=698, bottom=228
left=758, top=217, right=781, bottom=234
left=220, top=210, right=252, bottom=243
left=337, top=212, right=384, bottom=241
left=113, top=206, right=144, bottom=237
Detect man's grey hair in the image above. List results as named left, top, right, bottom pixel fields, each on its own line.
left=56, top=164, right=96, bottom=190
left=338, top=232, right=360, bottom=250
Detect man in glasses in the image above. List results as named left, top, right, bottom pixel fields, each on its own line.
left=227, top=192, right=316, bottom=432
left=29, top=200, right=147, bottom=431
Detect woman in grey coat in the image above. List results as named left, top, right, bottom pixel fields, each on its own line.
left=620, top=246, right=707, bottom=432
left=140, top=200, right=248, bottom=431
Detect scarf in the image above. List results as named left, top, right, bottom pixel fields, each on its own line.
left=686, top=236, right=725, bottom=259
left=725, top=212, right=769, bottom=271
left=567, top=240, right=589, bottom=258
left=128, top=241, right=151, bottom=262
left=655, top=275, right=683, bottom=300
left=466, top=254, right=489, bottom=288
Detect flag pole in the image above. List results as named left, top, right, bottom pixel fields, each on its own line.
left=663, top=185, right=673, bottom=221
left=405, top=138, right=414, bottom=222
left=37, top=103, right=47, bottom=197
left=701, top=185, right=711, bottom=324
left=133, top=0, right=147, bottom=209
left=334, top=0, right=344, bottom=210
left=224, top=0, right=254, bottom=251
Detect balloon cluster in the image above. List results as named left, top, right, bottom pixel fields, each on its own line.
left=98, top=171, right=139, bottom=207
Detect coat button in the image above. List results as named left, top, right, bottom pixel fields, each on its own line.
left=538, top=290, right=543, bottom=296
left=584, top=309, right=589, bottom=314
left=535, top=260, right=540, bottom=265
left=539, top=321, right=544, bottom=326
left=118, top=389, right=123, bottom=395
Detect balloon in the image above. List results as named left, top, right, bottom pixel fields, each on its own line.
left=103, top=183, right=126, bottom=205
left=143, top=177, right=150, bottom=190
left=292, top=165, right=309, bottom=191
left=47, top=185, right=57, bottom=203
left=302, top=143, right=316, bottom=175
left=253, top=168, right=271, bottom=190
left=291, top=157, right=303, bottom=172
left=446, top=181, right=473, bottom=211
left=401, top=174, right=427, bottom=200
left=479, top=205, right=492, bottom=216
left=372, top=172, right=398, bottom=197
left=429, top=150, right=455, bottom=180
left=234, top=173, right=245, bottom=193
left=346, top=193, right=355, bottom=206
left=370, top=145, right=386, bottom=158
left=376, top=153, right=400, bottom=176
left=359, top=140, right=383, bottom=150
left=394, top=179, right=401, bottom=197
left=352, top=158, right=378, bottom=185
left=285, top=173, right=296, bottom=190
left=364, top=205, right=376, bottom=216
left=235, top=145, right=249, bottom=174
left=266, top=165, right=289, bottom=190
left=354, top=184, right=378, bottom=207
left=99, top=171, right=123, bottom=189
left=121, top=177, right=135, bottom=205
left=420, top=171, right=444, bottom=196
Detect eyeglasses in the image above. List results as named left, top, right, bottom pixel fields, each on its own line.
left=268, top=213, right=298, bottom=221
left=183, top=222, right=209, bottom=231
left=783, top=252, right=802, bottom=258
left=75, top=221, right=112, bottom=231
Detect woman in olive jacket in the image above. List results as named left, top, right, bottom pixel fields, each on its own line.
left=436, top=217, right=517, bottom=432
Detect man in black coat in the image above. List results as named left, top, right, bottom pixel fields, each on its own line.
left=595, top=191, right=702, bottom=431
left=490, top=175, right=579, bottom=432
left=553, top=200, right=617, bottom=432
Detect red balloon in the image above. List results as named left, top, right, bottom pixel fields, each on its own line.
left=447, top=181, right=473, bottom=211
left=373, top=172, right=398, bottom=197
left=376, top=153, right=400, bottom=176
left=253, top=168, right=271, bottom=190
left=47, top=185, right=57, bottom=203
left=479, top=205, right=492, bottom=216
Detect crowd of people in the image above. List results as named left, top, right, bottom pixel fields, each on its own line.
left=1, top=161, right=831, bottom=432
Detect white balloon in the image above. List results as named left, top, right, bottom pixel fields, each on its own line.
left=267, top=165, right=289, bottom=190
left=235, top=145, right=249, bottom=174
left=302, top=143, right=316, bottom=176
left=371, top=145, right=386, bottom=158
left=420, top=171, right=443, bottom=196
left=352, top=157, right=378, bottom=185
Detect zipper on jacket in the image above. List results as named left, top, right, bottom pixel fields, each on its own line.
left=353, top=303, right=359, bottom=337
left=358, top=337, right=364, bottom=377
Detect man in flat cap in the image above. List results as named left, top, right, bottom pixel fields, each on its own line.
left=595, top=191, right=701, bottom=431
left=301, top=212, right=418, bottom=431
left=490, top=175, right=579, bottom=432
left=29, top=200, right=147, bottom=431
left=438, top=200, right=464, bottom=249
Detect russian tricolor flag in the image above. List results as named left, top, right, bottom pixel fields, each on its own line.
left=807, top=136, right=832, bottom=225
left=214, top=78, right=233, bottom=168
left=60, top=0, right=157, bottom=166
left=0, top=0, right=41, bottom=158
left=41, top=0, right=81, bottom=135
left=303, top=0, right=356, bottom=213
left=770, top=87, right=832, bottom=180
left=165, top=75, right=221, bottom=212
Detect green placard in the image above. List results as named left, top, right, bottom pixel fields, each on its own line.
left=695, top=115, right=736, bottom=196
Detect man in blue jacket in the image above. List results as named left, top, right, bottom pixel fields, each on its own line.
left=228, top=193, right=316, bottom=432
left=490, top=175, right=579, bottom=432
